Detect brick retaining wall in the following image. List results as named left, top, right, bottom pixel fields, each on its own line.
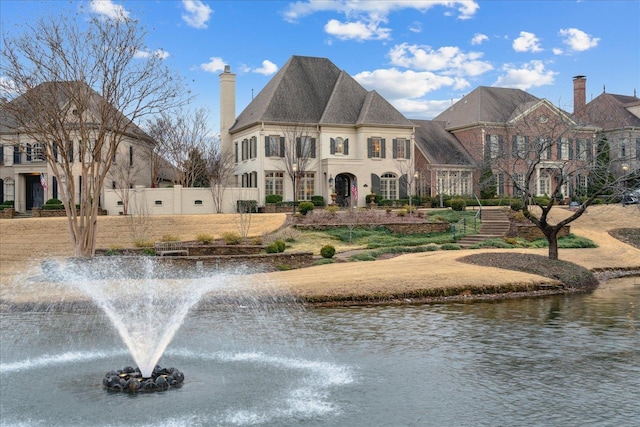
left=295, top=222, right=450, bottom=234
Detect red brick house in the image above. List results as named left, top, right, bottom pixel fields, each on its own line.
left=432, top=86, right=599, bottom=198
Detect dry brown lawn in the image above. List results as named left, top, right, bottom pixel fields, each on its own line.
left=1, top=205, right=639, bottom=305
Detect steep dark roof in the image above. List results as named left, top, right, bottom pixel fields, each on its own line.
left=230, top=55, right=413, bottom=132
left=0, top=81, right=152, bottom=141
left=433, top=86, right=540, bottom=128
left=412, top=120, right=476, bottom=166
left=581, top=92, right=640, bottom=129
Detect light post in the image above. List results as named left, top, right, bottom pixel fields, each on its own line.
left=622, top=163, right=629, bottom=206
left=292, top=164, right=297, bottom=214
left=409, top=171, right=419, bottom=217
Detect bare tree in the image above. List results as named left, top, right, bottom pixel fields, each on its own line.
left=486, top=100, right=637, bottom=260
left=0, top=13, right=187, bottom=256
left=205, top=139, right=235, bottom=213
left=280, top=123, right=317, bottom=202
left=146, top=107, right=211, bottom=188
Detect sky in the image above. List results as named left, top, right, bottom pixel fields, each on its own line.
left=1, top=0, right=639, bottom=135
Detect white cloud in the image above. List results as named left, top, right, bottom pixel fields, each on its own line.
left=182, top=0, right=213, bottom=29
left=558, top=28, right=599, bottom=52
left=388, top=43, right=493, bottom=77
left=552, top=47, right=564, bottom=55
left=200, top=57, right=226, bottom=73
left=409, top=21, right=422, bottom=33
left=471, top=33, right=488, bottom=45
left=89, top=0, right=129, bottom=21
left=354, top=68, right=458, bottom=101
left=253, top=60, right=278, bottom=76
left=324, top=19, right=391, bottom=41
left=394, top=98, right=455, bottom=120
left=493, top=60, right=557, bottom=89
left=283, top=1, right=479, bottom=40
left=512, top=31, right=542, bottom=53
left=0, top=76, right=21, bottom=99
left=134, top=49, right=169, bottom=60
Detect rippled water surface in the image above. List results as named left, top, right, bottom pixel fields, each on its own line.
left=1, top=277, right=639, bottom=426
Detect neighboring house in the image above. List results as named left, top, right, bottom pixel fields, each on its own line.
left=220, top=56, right=417, bottom=207
left=0, top=82, right=155, bottom=212
left=573, top=75, right=640, bottom=179
left=433, top=86, right=599, bottom=198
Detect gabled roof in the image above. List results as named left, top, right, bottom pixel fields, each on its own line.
left=580, top=92, right=640, bottom=129
left=230, top=55, right=413, bottom=132
left=412, top=120, right=476, bottom=166
left=433, top=86, right=540, bottom=129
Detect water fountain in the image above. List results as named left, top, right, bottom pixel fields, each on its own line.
left=1, top=256, right=354, bottom=425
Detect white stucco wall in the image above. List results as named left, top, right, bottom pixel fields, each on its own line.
left=103, top=185, right=260, bottom=215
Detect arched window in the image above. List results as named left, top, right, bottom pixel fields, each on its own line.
left=380, top=172, right=398, bottom=199
left=335, top=137, right=344, bottom=154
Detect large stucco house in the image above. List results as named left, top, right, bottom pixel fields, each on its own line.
left=220, top=56, right=418, bottom=208
left=0, top=81, right=155, bottom=212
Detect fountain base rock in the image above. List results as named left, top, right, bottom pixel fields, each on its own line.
left=103, top=365, right=184, bottom=392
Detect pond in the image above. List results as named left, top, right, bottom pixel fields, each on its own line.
left=1, top=276, right=638, bottom=426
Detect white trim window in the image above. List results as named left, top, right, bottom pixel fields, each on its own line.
left=393, top=138, right=410, bottom=160
left=298, top=172, right=315, bottom=201
left=538, top=171, right=552, bottom=196
left=514, top=173, right=526, bottom=196
left=558, top=138, right=570, bottom=160
left=32, top=143, right=45, bottom=162
left=538, top=137, right=550, bottom=160
left=265, top=171, right=284, bottom=196
left=266, top=135, right=282, bottom=157
left=380, top=172, right=398, bottom=199
left=368, top=137, right=385, bottom=159
left=619, top=138, right=628, bottom=159
left=576, top=139, right=588, bottom=161
left=436, top=169, right=473, bottom=195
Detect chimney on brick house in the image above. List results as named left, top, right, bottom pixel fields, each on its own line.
left=573, top=75, right=586, bottom=114
left=219, top=65, right=236, bottom=154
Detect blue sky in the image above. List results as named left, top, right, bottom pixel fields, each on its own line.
left=1, top=0, right=639, bottom=134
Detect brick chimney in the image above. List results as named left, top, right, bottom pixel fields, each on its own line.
left=573, top=75, right=586, bottom=114
left=219, top=65, right=236, bottom=154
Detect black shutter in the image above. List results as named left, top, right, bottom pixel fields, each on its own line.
left=381, top=138, right=386, bottom=158
left=405, top=139, right=411, bottom=159
left=344, top=138, right=349, bottom=155
left=367, top=138, right=372, bottom=158
left=310, top=138, right=316, bottom=158
left=557, top=138, right=562, bottom=159
left=264, top=136, right=270, bottom=157
left=392, top=139, right=398, bottom=159
left=330, top=138, right=335, bottom=155
left=371, top=173, right=380, bottom=194
left=569, top=139, right=574, bottom=160
left=280, top=137, right=285, bottom=157
left=296, top=137, right=301, bottom=157
left=399, top=174, right=408, bottom=199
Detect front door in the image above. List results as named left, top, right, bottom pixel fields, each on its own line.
left=26, top=174, right=44, bottom=210
left=334, top=174, right=354, bottom=207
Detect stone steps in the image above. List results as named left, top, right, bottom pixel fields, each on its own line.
left=457, top=208, right=511, bottom=247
